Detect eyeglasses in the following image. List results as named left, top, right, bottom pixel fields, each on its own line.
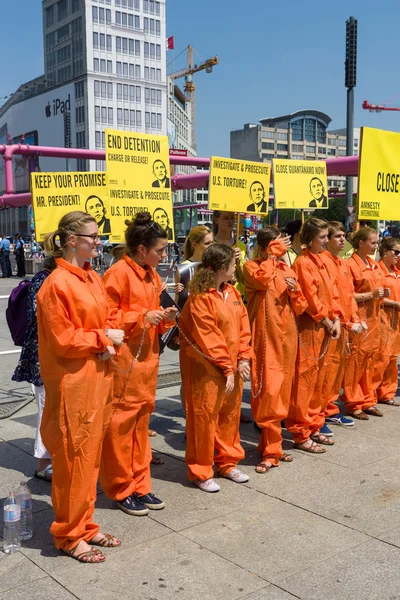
left=74, top=233, right=101, bottom=241
left=393, top=250, right=400, bottom=256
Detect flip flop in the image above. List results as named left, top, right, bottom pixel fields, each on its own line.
left=148, top=430, right=157, bottom=437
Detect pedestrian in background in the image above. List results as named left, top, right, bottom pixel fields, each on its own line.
left=12, top=256, right=57, bottom=481
left=0, top=236, right=12, bottom=277
left=14, top=233, right=26, bottom=277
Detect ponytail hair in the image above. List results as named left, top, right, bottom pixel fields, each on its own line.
left=349, top=227, right=376, bottom=249
left=43, top=210, right=96, bottom=258
left=189, top=243, right=234, bottom=295
left=125, top=211, right=167, bottom=255
left=184, top=225, right=212, bottom=260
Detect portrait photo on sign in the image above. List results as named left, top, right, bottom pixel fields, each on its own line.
left=308, top=177, right=327, bottom=208
left=151, top=159, right=170, bottom=188
left=247, top=180, right=267, bottom=213
left=85, top=194, right=111, bottom=235
left=153, top=207, right=173, bottom=240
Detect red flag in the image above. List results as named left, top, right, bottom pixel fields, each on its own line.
left=167, top=36, right=174, bottom=50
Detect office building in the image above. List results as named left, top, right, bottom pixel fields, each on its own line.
left=231, top=110, right=360, bottom=192
left=0, top=0, right=168, bottom=234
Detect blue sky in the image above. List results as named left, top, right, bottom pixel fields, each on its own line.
left=2, top=0, right=400, bottom=157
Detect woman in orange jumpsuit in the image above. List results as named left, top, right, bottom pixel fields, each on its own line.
left=179, top=244, right=252, bottom=492
left=375, top=237, right=400, bottom=405
left=322, top=222, right=364, bottom=434
left=286, top=218, right=342, bottom=453
left=343, top=228, right=388, bottom=419
left=100, top=212, right=177, bottom=516
left=244, top=227, right=307, bottom=473
left=37, top=211, right=125, bottom=563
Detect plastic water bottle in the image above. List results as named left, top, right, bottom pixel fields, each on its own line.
left=3, top=492, right=21, bottom=554
left=16, top=482, right=32, bottom=541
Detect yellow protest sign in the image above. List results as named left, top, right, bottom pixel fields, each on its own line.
left=358, top=127, right=400, bottom=220
left=106, top=129, right=174, bottom=242
left=273, top=159, right=328, bottom=210
left=208, top=157, right=270, bottom=214
left=30, top=172, right=109, bottom=241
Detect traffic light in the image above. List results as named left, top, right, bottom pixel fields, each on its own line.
left=345, top=16, right=357, bottom=88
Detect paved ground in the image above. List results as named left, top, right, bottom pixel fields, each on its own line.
left=1, top=277, right=400, bottom=599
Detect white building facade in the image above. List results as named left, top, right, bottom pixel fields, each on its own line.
left=0, top=0, right=168, bottom=234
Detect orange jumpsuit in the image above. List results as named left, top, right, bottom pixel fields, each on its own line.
left=323, top=251, right=360, bottom=418
left=179, top=284, right=252, bottom=481
left=244, top=240, right=307, bottom=465
left=37, top=258, right=119, bottom=551
left=343, top=253, right=384, bottom=413
left=286, top=249, right=342, bottom=443
left=100, top=254, right=172, bottom=500
left=375, top=261, right=400, bottom=402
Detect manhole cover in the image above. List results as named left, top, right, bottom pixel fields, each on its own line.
left=0, top=398, right=33, bottom=419
left=157, top=371, right=181, bottom=389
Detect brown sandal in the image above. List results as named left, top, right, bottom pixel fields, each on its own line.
left=91, top=533, right=121, bottom=547
left=294, top=440, right=326, bottom=454
left=63, top=547, right=105, bottom=563
left=148, top=429, right=157, bottom=437
left=255, top=462, right=272, bottom=474
left=280, top=453, right=293, bottom=462
left=311, top=433, right=335, bottom=446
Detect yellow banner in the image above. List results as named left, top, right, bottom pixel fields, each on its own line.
left=358, top=127, right=400, bottom=220
left=30, top=172, right=110, bottom=241
left=106, top=129, right=174, bottom=242
left=273, top=159, right=328, bottom=210
left=208, top=157, right=271, bottom=214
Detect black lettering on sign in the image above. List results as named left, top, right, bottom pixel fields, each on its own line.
left=376, top=172, right=400, bottom=193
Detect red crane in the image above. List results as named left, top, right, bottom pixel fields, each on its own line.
left=362, top=100, right=400, bottom=112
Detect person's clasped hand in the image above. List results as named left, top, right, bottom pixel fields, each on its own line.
left=98, top=346, right=116, bottom=361
left=238, top=360, right=250, bottom=382
left=163, top=307, right=178, bottom=322
left=106, top=329, right=125, bottom=346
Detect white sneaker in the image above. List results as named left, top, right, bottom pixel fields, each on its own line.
left=222, top=468, right=249, bottom=483
left=193, top=478, right=220, bottom=493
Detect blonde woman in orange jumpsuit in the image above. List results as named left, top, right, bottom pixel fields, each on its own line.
left=37, top=211, right=125, bottom=563
left=100, top=212, right=177, bottom=516
left=375, top=237, right=400, bottom=405
left=179, top=244, right=252, bottom=492
left=286, top=218, right=342, bottom=453
left=244, top=227, right=307, bottom=473
left=343, top=228, right=388, bottom=419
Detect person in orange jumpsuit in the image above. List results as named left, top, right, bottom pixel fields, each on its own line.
left=343, top=227, right=388, bottom=419
left=179, top=244, right=252, bottom=492
left=286, top=218, right=342, bottom=453
left=100, top=212, right=177, bottom=516
left=244, top=227, right=307, bottom=473
left=37, top=211, right=125, bottom=563
left=322, top=222, right=365, bottom=434
left=374, top=237, right=400, bottom=405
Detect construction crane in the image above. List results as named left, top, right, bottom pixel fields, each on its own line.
left=362, top=100, right=400, bottom=112
left=170, top=45, right=219, bottom=150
